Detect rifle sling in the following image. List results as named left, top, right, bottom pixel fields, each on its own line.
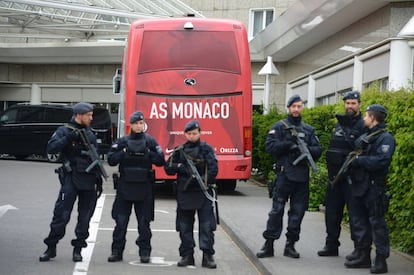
left=180, top=149, right=216, bottom=202
left=281, top=119, right=298, bottom=136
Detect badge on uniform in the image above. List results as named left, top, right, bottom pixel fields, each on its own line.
left=268, top=129, right=276, bottom=134
left=381, top=145, right=390, bottom=153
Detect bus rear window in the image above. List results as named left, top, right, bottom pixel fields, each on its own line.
left=138, top=31, right=241, bottom=74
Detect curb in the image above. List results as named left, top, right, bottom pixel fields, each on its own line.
left=219, top=218, right=272, bottom=275
left=245, top=178, right=414, bottom=264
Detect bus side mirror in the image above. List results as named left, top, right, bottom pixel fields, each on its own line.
left=113, top=68, right=122, bottom=94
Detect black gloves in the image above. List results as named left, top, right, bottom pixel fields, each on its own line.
left=177, top=163, right=187, bottom=175
left=117, top=142, right=127, bottom=152
left=336, top=113, right=352, bottom=127
left=207, top=177, right=216, bottom=188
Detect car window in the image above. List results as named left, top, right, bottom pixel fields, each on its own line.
left=0, top=108, right=18, bottom=124
left=17, top=107, right=44, bottom=122
left=44, top=108, right=72, bottom=123
left=92, top=108, right=111, bottom=129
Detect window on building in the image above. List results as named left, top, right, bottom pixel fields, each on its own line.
left=316, top=90, right=351, bottom=106
left=363, top=78, right=389, bottom=91
left=249, top=8, right=275, bottom=40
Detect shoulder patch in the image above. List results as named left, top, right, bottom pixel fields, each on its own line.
left=381, top=144, right=390, bottom=153
left=268, top=129, right=276, bottom=135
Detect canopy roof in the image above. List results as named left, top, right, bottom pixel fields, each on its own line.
left=0, top=0, right=204, bottom=42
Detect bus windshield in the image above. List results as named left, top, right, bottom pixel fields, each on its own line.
left=138, top=31, right=241, bottom=74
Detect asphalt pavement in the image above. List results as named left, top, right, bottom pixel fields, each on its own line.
left=219, top=179, right=414, bottom=275
left=1, top=159, right=413, bottom=275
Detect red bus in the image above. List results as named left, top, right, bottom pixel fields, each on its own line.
left=114, top=17, right=252, bottom=190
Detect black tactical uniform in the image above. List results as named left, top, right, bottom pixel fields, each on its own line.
left=345, top=105, right=395, bottom=274
left=107, top=111, right=165, bottom=263
left=318, top=91, right=366, bottom=257
left=257, top=96, right=322, bottom=260
left=40, top=102, right=103, bottom=262
left=164, top=120, right=218, bottom=269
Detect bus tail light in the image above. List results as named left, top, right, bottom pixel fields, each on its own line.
left=243, top=126, right=252, bottom=157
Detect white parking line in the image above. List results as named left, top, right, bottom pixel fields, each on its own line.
left=73, top=194, right=105, bottom=275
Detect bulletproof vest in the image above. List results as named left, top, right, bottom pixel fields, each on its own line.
left=281, top=120, right=310, bottom=182
left=176, top=143, right=208, bottom=210
left=122, top=138, right=151, bottom=170
left=64, top=126, right=97, bottom=190
left=65, top=127, right=88, bottom=158
left=329, top=114, right=363, bottom=153
left=349, top=128, right=387, bottom=197
left=183, top=144, right=207, bottom=177
left=119, top=136, right=153, bottom=201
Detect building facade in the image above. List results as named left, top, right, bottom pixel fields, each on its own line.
left=0, top=0, right=413, bottom=113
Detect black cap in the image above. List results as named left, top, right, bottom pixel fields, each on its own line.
left=343, top=91, right=360, bottom=101
left=73, top=102, right=93, bottom=114
left=130, top=111, right=144, bottom=123
left=366, top=104, right=387, bottom=117
left=184, top=120, right=200, bottom=132
left=286, top=94, right=302, bottom=107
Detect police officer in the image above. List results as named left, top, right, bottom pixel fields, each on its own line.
left=257, top=95, right=322, bottom=259
left=107, top=111, right=165, bottom=263
left=164, top=120, right=218, bottom=269
left=318, top=91, right=366, bottom=257
left=40, top=102, right=104, bottom=262
left=345, top=104, right=395, bottom=274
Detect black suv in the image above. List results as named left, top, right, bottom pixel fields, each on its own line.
left=0, top=103, right=112, bottom=162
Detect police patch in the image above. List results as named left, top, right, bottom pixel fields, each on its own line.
left=268, top=129, right=276, bottom=134
left=381, top=145, right=390, bottom=153
left=111, top=143, right=118, bottom=149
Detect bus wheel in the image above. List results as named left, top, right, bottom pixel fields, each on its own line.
left=218, top=180, right=237, bottom=192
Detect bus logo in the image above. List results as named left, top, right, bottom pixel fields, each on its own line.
left=184, top=78, right=196, bottom=86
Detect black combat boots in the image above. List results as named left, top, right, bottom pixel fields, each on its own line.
left=72, top=247, right=83, bottom=262
left=344, top=248, right=371, bottom=268
left=108, top=251, right=123, bottom=262
left=202, top=253, right=217, bottom=269
left=39, top=246, right=56, bottom=262
left=370, top=254, right=388, bottom=274
left=140, top=251, right=150, bottom=264
left=345, top=248, right=360, bottom=261
left=256, top=239, right=274, bottom=258
left=177, top=254, right=195, bottom=267
left=283, top=240, right=300, bottom=258
left=317, top=245, right=339, bottom=256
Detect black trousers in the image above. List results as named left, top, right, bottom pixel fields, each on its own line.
left=44, top=179, right=97, bottom=248
left=111, top=194, right=153, bottom=256
left=348, top=188, right=389, bottom=257
left=176, top=199, right=216, bottom=256
left=263, top=174, right=309, bottom=242
left=323, top=179, right=354, bottom=248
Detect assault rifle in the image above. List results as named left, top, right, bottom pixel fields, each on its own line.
left=330, top=149, right=362, bottom=187
left=180, top=149, right=220, bottom=224
left=78, top=128, right=108, bottom=181
left=329, top=128, right=386, bottom=187
left=282, top=122, right=318, bottom=173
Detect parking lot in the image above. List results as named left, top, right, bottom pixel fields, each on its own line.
left=1, top=159, right=414, bottom=275
left=0, top=159, right=261, bottom=275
